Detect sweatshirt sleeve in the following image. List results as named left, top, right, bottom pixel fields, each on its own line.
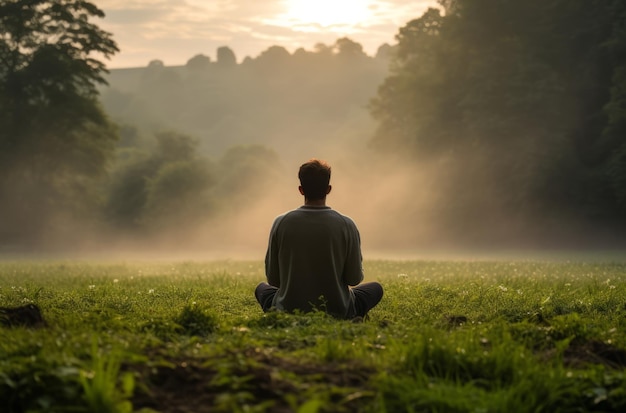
left=342, top=218, right=364, bottom=286
left=265, top=215, right=283, bottom=287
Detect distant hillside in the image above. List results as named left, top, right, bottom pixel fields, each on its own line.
left=100, top=41, right=392, bottom=159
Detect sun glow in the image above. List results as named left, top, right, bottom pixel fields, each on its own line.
left=281, top=0, right=373, bottom=28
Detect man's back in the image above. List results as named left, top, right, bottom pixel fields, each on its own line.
left=265, top=205, right=364, bottom=318
left=255, top=158, right=382, bottom=319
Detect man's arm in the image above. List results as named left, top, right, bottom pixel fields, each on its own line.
left=343, top=219, right=364, bottom=286
left=265, top=216, right=283, bottom=287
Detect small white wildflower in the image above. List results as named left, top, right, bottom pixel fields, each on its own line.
left=516, top=289, right=523, bottom=295
left=397, top=273, right=408, bottom=278
left=498, top=285, right=508, bottom=292
left=113, top=279, right=119, bottom=283
left=148, top=289, right=155, bottom=294
left=81, top=370, right=95, bottom=379
left=88, top=285, right=95, bottom=290
left=609, top=285, right=616, bottom=289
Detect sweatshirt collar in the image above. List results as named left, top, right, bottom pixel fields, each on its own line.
left=299, top=205, right=331, bottom=210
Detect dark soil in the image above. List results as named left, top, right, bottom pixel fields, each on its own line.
left=563, top=340, right=626, bottom=369
left=0, top=304, right=46, bottom=328
left=129, top=336, right=626, bottom=412
left=130, top=347, right=376, bottom=413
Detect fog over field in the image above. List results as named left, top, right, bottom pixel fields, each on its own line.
left=2, top=2, right=625, bottom=261
left=7, top=55, right=626, bottom=261
left=78, top=145, right=626, bottom=262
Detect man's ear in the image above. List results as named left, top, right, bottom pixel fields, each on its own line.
left=326, top=185, right=332, bottom=194
left=298, top=186, right=305, bottom=195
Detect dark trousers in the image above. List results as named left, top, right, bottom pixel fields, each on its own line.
left=254, top=281, right=384, bottom=318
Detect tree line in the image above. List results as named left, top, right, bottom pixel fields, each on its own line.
left=1, top=0, right=624, bottom=250
left=371, top=0, right=626, bottom=243
left=101, top=38, right=390, bottom=157
left=0, top=0, right=383, bottom=249
left=100, top=37, right=390, bottom=248
left=0, top=0, right=119, bottom=248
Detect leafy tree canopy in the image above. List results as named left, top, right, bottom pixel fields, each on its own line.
left=216, top=46, right=237, bottom=67
left=0, top=0, right=119, bottom=246
left=370, top=0, right=626, bottom=226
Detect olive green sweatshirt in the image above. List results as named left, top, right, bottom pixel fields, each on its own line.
left=265, top=205, right=364, bottom=319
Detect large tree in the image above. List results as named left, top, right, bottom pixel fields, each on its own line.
left=0, top=0, right=119, bottom=246
left=370, top=0, right=626, bottom=233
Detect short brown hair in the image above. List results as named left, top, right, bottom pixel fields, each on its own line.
left=298, top=159, right=331, bottom=200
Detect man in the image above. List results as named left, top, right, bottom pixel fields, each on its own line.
left=255, top=159, right=383, bottom=319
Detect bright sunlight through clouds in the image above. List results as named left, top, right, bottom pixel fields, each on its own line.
left=97, top=0, right=437, bottom=68
left=278, top=0, right=374, bottom=29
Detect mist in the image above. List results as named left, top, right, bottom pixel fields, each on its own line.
left=23, top=140, right=621, bottom=263
left=2, top=144, right=623, bottom=262
left=2, top=31, right=625, bottom=261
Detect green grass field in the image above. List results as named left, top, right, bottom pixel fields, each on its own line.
left=2, top=259, right=626, bottom=412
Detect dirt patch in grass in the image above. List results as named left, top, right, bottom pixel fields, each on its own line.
left=0, top=304, right=46, bottom=328
left=130, top=347, right=376, bottom=413
left=563, top=340, right=626, bottom=369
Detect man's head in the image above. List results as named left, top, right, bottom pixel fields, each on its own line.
left=298, top=159, right=331, bottom=201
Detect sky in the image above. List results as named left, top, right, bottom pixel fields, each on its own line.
left=96, top=0, right=438, bottom=69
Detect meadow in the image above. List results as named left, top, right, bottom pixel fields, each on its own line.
left=1, top=259, right=626, bottom=413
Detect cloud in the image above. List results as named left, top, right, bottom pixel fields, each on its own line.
left=96, top=0, right=438, bottom=68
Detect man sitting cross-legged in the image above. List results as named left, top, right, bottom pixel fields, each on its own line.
left=255, top=158, right=383, bottom=319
